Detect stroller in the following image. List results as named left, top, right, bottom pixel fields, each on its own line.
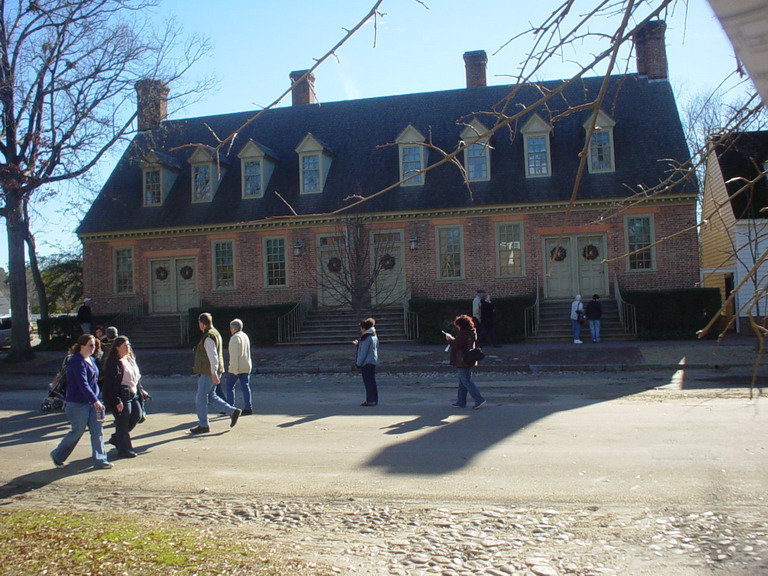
left=40, top=355, right=70, bottom=412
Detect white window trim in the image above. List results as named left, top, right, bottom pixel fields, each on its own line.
left=396, top=125, right=426, bottom=186
left=460, top=119, right=491, bottom=182
left=113, top=247, right=134, bottom=295
left=295, top=133, right=332, bottom=195
left=435, top=225, right=465, bottom=280
left=189, top=148, right=227, bottom=203
left=211, top=239, right=236, bottom=291
left=263, top=236, right=288, bottom=288
left=624, top=214, right=656, bottom=272
left=521, top=114, right=553, bottom=178
left=583, top=110, right=616, bottom=174
left=142, top=166, right=162, bottom=206
left=495, top=222, right=525, bottom=277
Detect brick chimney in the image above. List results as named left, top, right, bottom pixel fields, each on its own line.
left=463, top=50, right=488, bottom=88
left=135, top=79, right=169, bottom=131
left=634, top=20, right=668, bottom=81
left=289, top=70, right=316, bottom=106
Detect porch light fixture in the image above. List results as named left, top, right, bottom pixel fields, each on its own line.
left=408, top=235, right=419, bottom=251
left=293, top=240, right=303, bottom=257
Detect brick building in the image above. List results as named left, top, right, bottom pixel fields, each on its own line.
left=77, top=20, right=699, bottom=334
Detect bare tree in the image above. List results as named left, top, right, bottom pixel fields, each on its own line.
left=312, top=215, right=406, bottom=316
left=0, top=0, right=212, bottom=361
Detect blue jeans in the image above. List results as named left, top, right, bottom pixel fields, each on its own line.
left=361, top=364, right=378, bottom=404
left=225, top=372, right=252, bottom=410
left=588, top=319, right=601, bottom=342
left=456, top=367, right=484, bottom=407
left=196, top=374, right=237, bottom=427
left=571, top=319, right=582, bottom=340
left=51, top=401, right=109, bottom=466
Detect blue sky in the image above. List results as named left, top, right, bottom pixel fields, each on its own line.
left=13, top=0, right=747, bottom=269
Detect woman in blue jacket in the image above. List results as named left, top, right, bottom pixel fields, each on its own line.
left=50, top=334, right=112, bottom=469
left=353, top=318, right=379, bottom=406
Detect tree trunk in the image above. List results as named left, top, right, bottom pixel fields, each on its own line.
left=26, top=227, right=49, bottom=343
left=5, top=193, right=34, bottom=362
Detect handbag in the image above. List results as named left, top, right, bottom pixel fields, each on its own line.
left=464, top=346, right=485, bottom=364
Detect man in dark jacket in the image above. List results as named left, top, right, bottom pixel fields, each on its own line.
left=585, top=294, right=603, bottom=343
left=77, top=298, right=93, bottom=334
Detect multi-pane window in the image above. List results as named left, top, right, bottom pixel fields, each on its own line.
left=302, top=154, right=320, bottom=193
left=213, top=241, right=234, bottom=289
left=626, top=216, right=654, bottom=270
left=526, top=135, right=549, bottom=176
left=401, top=145, right=424, bottom=185
left=265, top=238, right=287, bottom=287
left=437, top=227, right=463, bottom=279
left=466, top=144, right=489, bottom=181
left=143, top=169, right=161, bottom=205
left=243, top=160, right=262, bottom=198
left=193, top=164, right=212, bottom=201
left=497, top=223, right=523, bottom=277
left=114, top=248, right=133, bottom=294
left=590, top=131, right=613, bottom=172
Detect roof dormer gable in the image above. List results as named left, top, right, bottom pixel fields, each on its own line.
left=238, top=140, right=279, bottom=199
left=460, top=119, right=492, bottom=182
left=583, top=110, right=616, bottom=173
left=396, top=125, right=427, bottom=186
left=139, top=150, right=180, bottom=207
left=521, top=114, right=553, bottom=178
left=188, top=147, right=228, bottom=203
left=295, top=133, right=333, bottom=194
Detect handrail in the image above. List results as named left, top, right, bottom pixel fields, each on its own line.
left=613, top=276, right=637, bottom=335
left=110, top=294, right=143, bottom=334
left=524, top=276, right=540, bottom=337
left=277, top=292, right=312, bottom=343
left=179, top=313, right=189, bottom=345
left=402, top=287, right=419, bottom=341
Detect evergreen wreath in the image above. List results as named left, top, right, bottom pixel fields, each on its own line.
left=155, top=266, right=169, bottom=281
left=327, top=257, right=342, bottom=273
left=582, top=244, right=599, bottom=261
left=380, top=254, right=396, bottom=270
left=179, top=265, right=194, bottom=280
left=550, top=246, right=567, bottom=262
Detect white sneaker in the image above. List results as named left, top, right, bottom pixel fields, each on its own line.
left=574, top=339, right=583, bottom=344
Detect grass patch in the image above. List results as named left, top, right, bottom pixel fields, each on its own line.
left=0, top=509, right=312, bottom=576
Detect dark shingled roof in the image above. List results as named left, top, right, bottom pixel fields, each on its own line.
left=713, top=130, right=768, bottom=219
left=78, top=74, right=695, bottom=235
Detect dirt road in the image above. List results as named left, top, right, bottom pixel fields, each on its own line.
left=1, top=369, right=766, bottom=575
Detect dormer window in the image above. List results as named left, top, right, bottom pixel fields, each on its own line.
left=460, top=119, right=491, bottom=181
left=139, top=151, right=179, bottom=207
left=144, top=169, right=161, bottom=205
left=295, top=134, right=333, bottom=194
left=521, top=114, right=552, bottom=178
left=189, top=148, right=228, bottom=203
left=238, top=140, right=278, bottom=199
left=584, top=110, right=616, bottom=173
left=396, top=125, right=426, bottom=186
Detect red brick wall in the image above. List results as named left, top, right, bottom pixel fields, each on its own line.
left=83, top=201, right=699, bottom=314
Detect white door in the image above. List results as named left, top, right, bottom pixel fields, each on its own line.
left=577, top=236, right=607, bottom=297
left=544, top=237, right=574, bottom=298
left=150, top=257, right=199, bottom=313
left=371, top=231, right=405, bottom=306
left=318, top=235, right=347, bottom=308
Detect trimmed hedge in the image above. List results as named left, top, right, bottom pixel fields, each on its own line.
left=188, top=304, right=295, bottom=346
left=623, top=288, right=722, bottom=340
left=36, top=314, right=115, bottom=351
left=409, top=296, right=534, bottom=344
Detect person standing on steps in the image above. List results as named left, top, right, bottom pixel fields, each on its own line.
left=585, top=293, right=603, bottom=343
left=472, top=289, right=485, bottom=340
left=189, top=313, right=241, bottom=434
left=77, top=298, right=93, bottom=335
left=353, top=318, right=379, bottom=407
left=570, top=294, right=585, bottom=344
